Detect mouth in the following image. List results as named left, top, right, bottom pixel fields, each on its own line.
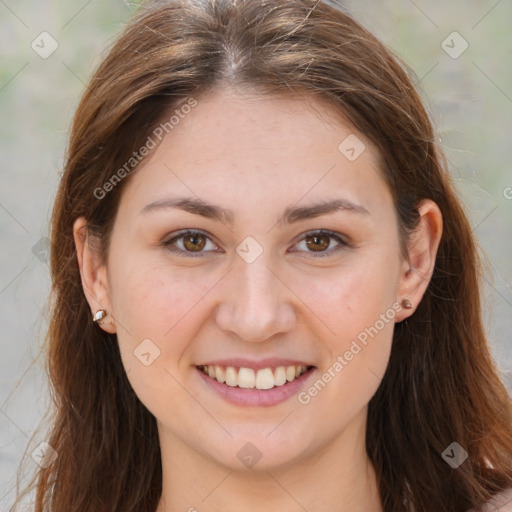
left=196, top=364, right=315, bottom=390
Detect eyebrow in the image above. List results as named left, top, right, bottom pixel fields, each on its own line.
left=139, top=196, right=370, bottom=225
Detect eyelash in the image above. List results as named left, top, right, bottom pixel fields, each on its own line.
left=162, top=229, right=348, bottom=258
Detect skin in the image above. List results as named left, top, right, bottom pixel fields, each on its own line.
left=74, top=87, right=443, bottom=512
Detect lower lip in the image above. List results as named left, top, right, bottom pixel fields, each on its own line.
left=196, top=367, right=316, bottom=407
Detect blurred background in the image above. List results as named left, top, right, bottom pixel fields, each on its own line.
left=0, top=0, right=511, bottom=508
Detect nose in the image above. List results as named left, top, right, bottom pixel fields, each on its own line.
left=214, top=255, right=297, bottom=343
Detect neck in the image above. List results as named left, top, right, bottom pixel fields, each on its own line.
left=155, top=408, right=382, bottom=512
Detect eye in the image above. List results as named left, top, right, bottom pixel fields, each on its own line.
left=291, top=230, right=348, bottom=257
left=162, top=229, right=348, bottom=258
left=163, top=230, right=220, bottom=257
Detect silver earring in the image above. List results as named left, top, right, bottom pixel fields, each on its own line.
left=92, top=309, right=107, bottom=322
left=401, top=299, right=413, bottom=309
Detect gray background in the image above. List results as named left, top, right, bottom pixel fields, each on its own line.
left=1, top=0, right=511, bottom=508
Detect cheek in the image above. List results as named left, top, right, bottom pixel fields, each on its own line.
left=109, top=252, right=218, bottom=342
left=292, top=250, right=399, bottom=411
left=108, top=260, right=213, bottom=418
left=292, top=250, right=399, bottom=345
left=107, top=253, right=216, bottom=384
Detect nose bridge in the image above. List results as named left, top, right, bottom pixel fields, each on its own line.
left=215, top=253, right=296, bottom=342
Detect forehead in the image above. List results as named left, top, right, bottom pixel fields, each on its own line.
left=117, top=88, right=391, bottom=223
left=164, top=88, right=370, bottom=161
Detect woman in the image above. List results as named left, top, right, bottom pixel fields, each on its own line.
left=13, top=0, right=512, bottom=511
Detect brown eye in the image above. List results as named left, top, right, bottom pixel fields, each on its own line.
left=305, top=233, right=331, bottom=252
left=163, top=230, right=218, bottom=257
left=292, top=230, right=347, bottom=257
left=182, top=233, right=206, bottom=251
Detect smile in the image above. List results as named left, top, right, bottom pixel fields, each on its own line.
left=197, top=364, right=313, bottom=390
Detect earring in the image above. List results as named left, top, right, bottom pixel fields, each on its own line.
left=92, top=309, right=107, bottom=322
left=401, top=299, right=413, bottom=309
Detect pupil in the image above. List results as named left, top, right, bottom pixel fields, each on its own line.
left=184, top=234, right=205, bottom=251
left=306, top=234, right=329, bottom=251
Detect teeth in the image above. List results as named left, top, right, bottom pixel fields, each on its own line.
left=255, top=368, right=274, bottom=390
left=215, top=365, right=225, bottom=383
left=225, top=366, right=238, bottom=387
left=286, top=366, right=296, bottom=382
left=274, top=366, right=287, bottom=386
left=199, top=364, right=310, bottom=389
left=237, top=367, right=255, bottom=388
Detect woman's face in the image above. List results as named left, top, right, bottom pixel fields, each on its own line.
left=86, top=88, right=411, bottom=470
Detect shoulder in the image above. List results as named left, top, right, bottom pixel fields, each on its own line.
left=474, top=489, right=512, bottom=512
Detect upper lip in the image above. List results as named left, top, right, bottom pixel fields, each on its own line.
left=196, top=358, right=314, bottom=370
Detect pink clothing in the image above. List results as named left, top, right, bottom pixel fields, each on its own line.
left=468, top=489, right=512, bottom=512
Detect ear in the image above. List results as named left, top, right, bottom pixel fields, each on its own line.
left=395, top=199, right=443, bottom=322
left=73, top=216, right=117, bottom=334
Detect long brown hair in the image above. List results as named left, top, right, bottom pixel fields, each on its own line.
left=12, top=1, right=512, bottom=511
